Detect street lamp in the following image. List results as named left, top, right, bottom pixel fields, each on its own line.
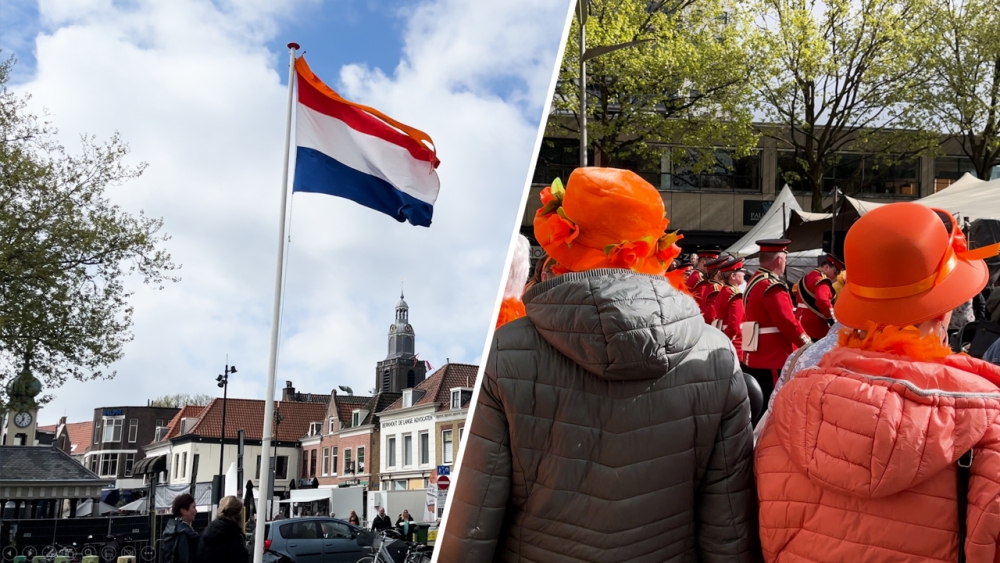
left=217, top=363, right=237, bottom=483
left=576, top=0, right=651, bottom=167
left=268, top=408, right=284, bottom=520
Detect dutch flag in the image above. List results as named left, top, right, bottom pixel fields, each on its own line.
left=292, top=57, right=440, bottom=227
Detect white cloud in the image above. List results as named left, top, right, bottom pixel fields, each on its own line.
left=14, top=0, right=570, bottom=424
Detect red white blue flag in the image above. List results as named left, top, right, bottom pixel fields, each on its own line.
left=292, top=57, right=440, bottom=227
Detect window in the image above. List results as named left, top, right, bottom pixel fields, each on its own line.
left=328, top=417, right=335, bottom=434
left=94, top=424, right=101, bottom=444
left=103, top=417, right=124, bottom=442
left=173, top=454, right=179, bottom=479
left=302, top=451, right=308, bottom=478
left=357, top=447, right=365, bottom=474
left=443, top=430, right=454, bottom=464
left=392, top=480, right=408, bottom=490
left=191, top=454, right=199, bottom=482
left=124, top=453, right=135, bottom=477
left=318, top=520, right=352, bottom=539
left=387, top=436, right=397, bottom=467
left=275, top=456, right=288, bottom=480
left=308, top=449, right=316, bottom=477
left=89, top=456, right=98, bottom=474
left=100, top=453, right=119, bottom=477
left=181, top=452, right=187, bottom=478
left=459, top=427, right=465, bottom=454
left=128, top=419, right=138, bottom=443
left=382, top=370, right=391, bottom=392
left=403, top=434, right=413, bottom=466
left=155, top=419, right=164, bottom=428
left=280, top=521, right=320, bottom=540
left=352, top=411, right=361, bottom=427
left=322, top=447, right=330, bottom=476
left=255, top=455, right=262, bottom=479
left=309, top=422, right=321, bottom=436
left=345, top=449, right=354, bottom=474
left=419, top=432, right=429, bottom=465
left=332, top=447, right=339, bottom=476
left=423, top=477, right=430, bottom=489
left=450, top=389, right=472, bottom=410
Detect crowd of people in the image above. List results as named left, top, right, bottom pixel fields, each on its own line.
left=162, top=494, right=249, bottom=563
left=439, top=167, right=1000, bottom=562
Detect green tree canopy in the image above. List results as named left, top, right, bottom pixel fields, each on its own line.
left=551, top=0, right=758, bottom=174
left=753, top=0, right=937, bottom=210
left=916, top=0, right=1000, bottom=180
left=0, top=56, right=178, bottom=408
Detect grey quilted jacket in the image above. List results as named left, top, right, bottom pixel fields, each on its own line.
left=438, top=269, right=760, bottom=563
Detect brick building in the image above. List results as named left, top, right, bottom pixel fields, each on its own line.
left=82, top=405, right=180, bottom=489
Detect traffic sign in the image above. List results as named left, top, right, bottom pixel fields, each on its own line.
left=437, top=475, right=451, bottom=490
left=437, top=465, right=450, bottom=476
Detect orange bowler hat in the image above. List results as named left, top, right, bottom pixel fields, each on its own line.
left=835, top=202, right=1000, bottom=329
left=533, top=168, right=682, bottom=275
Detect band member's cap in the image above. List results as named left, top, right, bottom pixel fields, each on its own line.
left=756, top=239, right=791, bottom=253
left=824, top=254, right=845, bottom=270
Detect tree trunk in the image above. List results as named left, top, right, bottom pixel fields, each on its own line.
left=810, top=162, right=825, bottom=212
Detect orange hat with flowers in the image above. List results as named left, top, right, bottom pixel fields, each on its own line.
left=533, top=167, right=683, bottom=276
left=835, top=203, right=1000, bottom=329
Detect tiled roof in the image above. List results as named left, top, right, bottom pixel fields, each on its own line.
left=153, top=405, right=206, bottom=444
left=334, top=395, right=374, bottom=425
left=188, top=398, right=327, bottom=442
left=37, top=424, right=57, bottom=432
left=0, top=446, right=106, bottom=482
left=361, top=392, right=402, bottom=423
left=64, top=421, right=94, bottom=454
left=384, top=363, right=479, bottom=412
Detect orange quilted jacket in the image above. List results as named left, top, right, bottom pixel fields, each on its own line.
left=756, top=347, right=1000, bottom=562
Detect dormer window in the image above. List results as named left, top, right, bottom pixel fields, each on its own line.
left=450, top=388, right=473, bottom=410
left=352, top=410, right=361, bottom=427
left=328, top=417, right=335, bottom=433
left=309, top=422, right=321, bottom=436
left=403, top=389, right=413, bottom=408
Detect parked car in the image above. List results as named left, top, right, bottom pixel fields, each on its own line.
left=248, top=517, right=375, bottom=563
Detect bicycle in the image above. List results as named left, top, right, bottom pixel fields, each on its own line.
left=356, top=529, right=433, bottom=563
left=42, top=541, right=78, bottom=560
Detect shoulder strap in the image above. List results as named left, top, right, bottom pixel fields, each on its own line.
left=782, top=343, right=811, bottom=385
left=957, top=449, right=973, bottom=563
left=743, top=273, right=771, bottom=307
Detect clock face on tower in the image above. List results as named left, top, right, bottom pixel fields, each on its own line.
left=405, top=324, right=413, bottom=333
left=390, top=325, right=397, bottom=333
left=13, top=411, right=33, bottom=428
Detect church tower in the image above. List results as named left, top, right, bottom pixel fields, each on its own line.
left=375, top=291, right=427, bottom=393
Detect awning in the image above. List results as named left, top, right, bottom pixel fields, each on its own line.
left=279, top=490, right=331, bottom=504
left=132, top=455, right=167, bottom=475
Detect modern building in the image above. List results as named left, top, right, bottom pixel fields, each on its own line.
left=529, top=128, right=996, bottom=250
left=378, top=363, right=477, bottom=492
left=82, top=405, right=180, bottom=490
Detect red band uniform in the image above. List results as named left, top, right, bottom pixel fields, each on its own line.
left=714, top=258, right=746, bottom=356
left=793, top=255, right=843, bottom=341
left=698, top=256, right=728, bottom=323
left=685, top=249, right=718, bottom=297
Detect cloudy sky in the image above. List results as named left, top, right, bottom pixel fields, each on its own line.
left=1, top=0, right=572, bottom=425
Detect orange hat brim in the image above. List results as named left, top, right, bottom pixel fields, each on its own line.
left=835, top=258, right=988, bottom=329
left=534, top=212, right=668, bottom=275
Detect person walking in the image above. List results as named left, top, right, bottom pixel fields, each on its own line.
left=348, top=510, right=360, bottom=526
left=741, top=239, right=811, bottom=405
left=161, top=494, right=199, bottom=563
left=370, top=507, right=392, bottom=532
left=396, top=509, right=415, bottom=540
left=756, top=203, right=1000, bottom=562
left=438, top=168, right=761, bottom=563
left=195, top=496, right=248, bottom=563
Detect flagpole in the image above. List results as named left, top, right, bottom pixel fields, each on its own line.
left=252, top=41, right=298, bottom=563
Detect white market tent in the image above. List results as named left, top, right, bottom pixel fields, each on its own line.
left=726, top=186, right=802, bottom=257
left=916, top=173, right=1000, bottom=221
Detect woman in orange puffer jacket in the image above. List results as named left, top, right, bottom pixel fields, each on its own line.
left=756, top=202, right=1000, bottom=562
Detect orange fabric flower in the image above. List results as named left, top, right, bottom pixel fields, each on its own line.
left=656, top=231, right=683, bottom=264
left=838, top=322, right=953, bottom=363
left=545, top=212, right=580, bottom=247
left=496, top=297, right=527, bottom=329
left=539, top=186, right=557, bottom=206
left=605, top=239, right=654, bottom=270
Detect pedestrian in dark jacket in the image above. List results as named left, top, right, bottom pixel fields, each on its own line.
left=371, top=507, right=392, bottom=532
left=437, top=168, right=761, bottom=563
left=196, top=496, right=248, bottom=563
left=162, top=494, right=199, bottom=563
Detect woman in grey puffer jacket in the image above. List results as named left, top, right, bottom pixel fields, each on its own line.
left=437, top=168, right=760, bottom=563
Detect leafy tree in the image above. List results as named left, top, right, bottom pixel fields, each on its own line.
left=916, top=0, right=1000, bottom=181
left=150, top=394, right=213, bottom=408
left=753, top=0, right=937, bottom=210
left=0, top=56, right=178, bottom=407
left=550, top=0, right=758, bottom=173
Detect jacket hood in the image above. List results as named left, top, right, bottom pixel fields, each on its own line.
left=523, top=269, right=704, bottom=381
left=771, top=347, right=1000, bottom=498
left=200, top=517, right=243, bottom=545
left=162, top=518, right=197, bottom=540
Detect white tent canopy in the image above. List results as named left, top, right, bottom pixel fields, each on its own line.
left=726, top=186, right=802, bottom=257
left=916, top=173, right=1000, bottom=221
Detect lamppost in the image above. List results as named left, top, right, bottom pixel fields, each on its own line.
left=217, top=363, right=237, bottom=482
left=576, top=0, right=651, bottom=167
left=268, top=408, right=284, bottom=520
